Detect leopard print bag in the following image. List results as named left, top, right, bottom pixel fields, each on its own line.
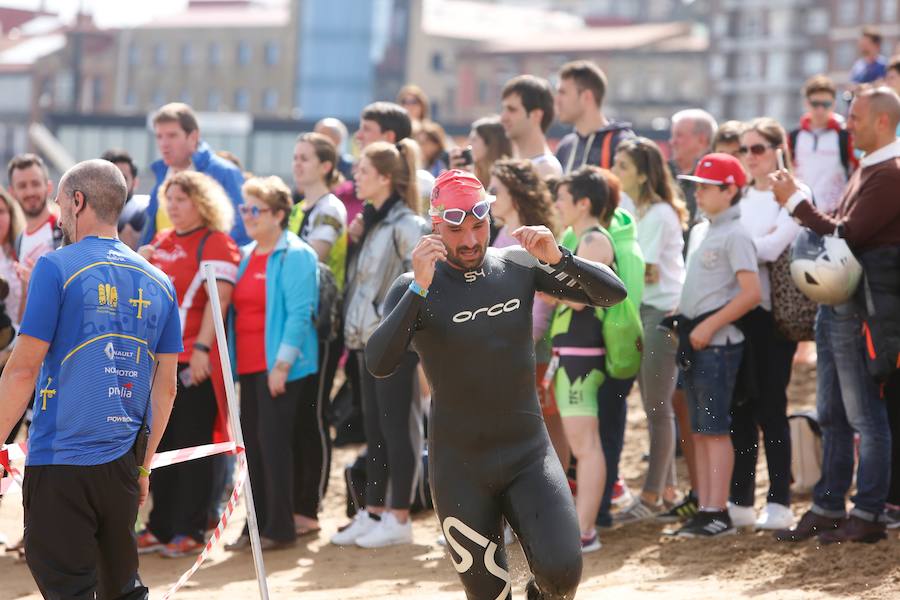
left=770, top=246, right=816, bottom=341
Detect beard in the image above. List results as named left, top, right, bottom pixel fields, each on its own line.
left=21, top=196, right=47, bottom=218
left=446, top=241, right=487, bottom=270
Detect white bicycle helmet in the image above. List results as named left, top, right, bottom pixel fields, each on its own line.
left=790, top=228, right=862, bottom=305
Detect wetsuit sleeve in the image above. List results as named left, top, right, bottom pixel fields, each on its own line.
left=529, top=246, right=627, bottom=307
left=365, top=273, right=422, bottom=378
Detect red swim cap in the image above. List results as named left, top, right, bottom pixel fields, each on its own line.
left=429, top=169, right=485, bottom=224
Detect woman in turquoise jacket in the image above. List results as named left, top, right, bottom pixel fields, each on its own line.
left=226, top=175, right=319, bottom=550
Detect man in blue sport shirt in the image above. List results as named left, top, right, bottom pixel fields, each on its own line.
left=0, top=159, right=182, bottom=599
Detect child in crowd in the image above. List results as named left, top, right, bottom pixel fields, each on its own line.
left=671, top=154, right=761, bottom=537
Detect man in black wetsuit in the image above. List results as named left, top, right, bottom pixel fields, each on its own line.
left=366, top=170, right=626, bottom=600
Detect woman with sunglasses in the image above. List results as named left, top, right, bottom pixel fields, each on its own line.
left=730, top=117, right=806, bottom=531
left=488, top=158, right=569, bottom=470
left=136, top=171, right=241, bottom=558
left=335, top=138, right=428, bottom=548
left=610, top=137, right=689, bottom=524
left=225, top=176, right=319, bottom=550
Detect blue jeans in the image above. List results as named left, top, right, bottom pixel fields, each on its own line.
left=596, top=376, right=633, bottom=527
left=813, top=304, right=891, bottom=521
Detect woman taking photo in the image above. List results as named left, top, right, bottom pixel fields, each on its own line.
left=451, top=116, right=512, bottom=188
left=137, top=171, right=240, bottom=558
left=335, top=138, right=427, bottom=549
left=226, top=176, right=319, bottom=550
left=289, top=131, right=348, bottom=536
left=729, top=117, right=803, bottom=531
left=611, top=137, right=688, bottom=523
left=488, top=158, right=567, bottom=467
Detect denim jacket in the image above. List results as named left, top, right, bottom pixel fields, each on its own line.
left=228, top=230, right=319, bottom=381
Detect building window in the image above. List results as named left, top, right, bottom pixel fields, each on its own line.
left=237, top=41, right=251, bottom=66
left=91, top=77, right=104, bottom=110
left=179, top=89, right=192, bottom=104
left=208, top=89, right=222, bottom=111
left=262, top=88, right=278, bottom=112
left=153, top=43, right=166, bottom=67
left=806, top=9, right=829, bottom=34
left=710, top=55, right=727, bottom=78
left=803, top=51, right=829, bottom=76
left=152, top=89, right=166, bottom=107
left=125, top=88, right=136, bottom=108
left=181, top=43, right=193, bottom=66
left=128, top=42, right=139, bottom=66
left=264, top=42, right=279, bottom=66
left=209, top=42, right=222, bottom=66
left=235, top=88, right=250, bottom=111
left=431, top=52, right=443, bottom=72
left=884, top=0, right=898, bottom=21
left=617, top=78, right=636, bottom=101
left=739, top=12, right=763, bottom=37
left=835, top=41, right=857, bottom=70
left=837, top=1, right=858, bottom=25
left=767, top=51, right=788, bottom=82
left=477, top=80, right=489, bottom=104
left=863, top=0, right=877, bottom=22
left=712, top=14, right=729, bottom=37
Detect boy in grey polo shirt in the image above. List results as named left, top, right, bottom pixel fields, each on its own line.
left=673, top=154, right=761, bottom=538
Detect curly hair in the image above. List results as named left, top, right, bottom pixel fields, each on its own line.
left=490, top=158, right=557, bottom=235
left=159, top=171, right=234, bottom=233
left=242, top=176, right=293, bottom=229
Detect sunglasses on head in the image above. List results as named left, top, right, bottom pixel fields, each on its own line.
left=430, top=199, right=492, bottom=226
left=239, top=205, right=272, bottom=218
left=738, top=143, right=774, bottom=156
left=810, top=100, right=833, bottom=109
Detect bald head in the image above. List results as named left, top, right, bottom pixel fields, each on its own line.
left=314, top=117, right=348, bottom=149
left=60, top=159, right=127, bottom=225
left=860, top=86, right=900, bottom=130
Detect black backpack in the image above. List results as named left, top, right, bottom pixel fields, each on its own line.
left=315, top=262, right=341, bottom=343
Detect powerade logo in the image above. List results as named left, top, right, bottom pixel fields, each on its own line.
left=105, top=342, right=135, bottom=361
left=105, top=366, right=138, bottom=378
left=452, top=298, right=521, bottom=323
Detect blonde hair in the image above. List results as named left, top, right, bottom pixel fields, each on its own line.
left=159, top=171, right=234, bottom=233
left=363, top=139, right=419, bottom=212
left=0, top=188, right=24, bottom=253
left=242, top=176, right=293, bottom=229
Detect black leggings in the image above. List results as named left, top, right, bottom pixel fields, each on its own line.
left=240, top=372, right=305, bottom=542
left=730, top=307, right=796, bottom=507
left=358, top=349, right=422, bottom=509
left=435, top=443, right=582, bottom=600
left=292, top=340, right=336, bottom=519
left=147, top=370, right=216, bottom=543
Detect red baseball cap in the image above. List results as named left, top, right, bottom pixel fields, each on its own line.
left=678, top=153, right=747, bottom=188
left=429, top=169, right=489, bottom=224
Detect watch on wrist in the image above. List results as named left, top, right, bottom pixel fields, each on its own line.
left=193, top=342, right=211, bottom=354
left=548, top=246, right=572, bottom=269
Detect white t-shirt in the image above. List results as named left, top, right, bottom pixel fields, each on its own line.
left=793, top=128, right=847, bottom=215
left=530, top=151, right=563, bottom=178
left=739, top=186, right=803, bottom=311
left=301, top=193, right=347, bottom=246
left=19, top=218, right=56, bottom=268
left=636, top=202, right=685, bottom=311
left=619, top=191, right=637, bottom=218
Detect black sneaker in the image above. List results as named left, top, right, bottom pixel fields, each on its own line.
left=657, top=491, right=699, bottom=523
left=675, top=510, right=735, bottom=538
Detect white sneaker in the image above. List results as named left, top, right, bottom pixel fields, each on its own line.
left=331, top=510, right=378, bottom=546
left=355, top=512, right=413, bottom=548
left=727, top=502, right=756, bottom=528
left=755, top=503, right=794, bottom=530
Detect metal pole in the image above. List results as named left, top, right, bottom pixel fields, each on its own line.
left=203, top=264, right=270, bottom=600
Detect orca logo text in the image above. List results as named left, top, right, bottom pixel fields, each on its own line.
left=452, top=298, right=520, bottom=323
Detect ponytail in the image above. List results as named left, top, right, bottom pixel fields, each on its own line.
left=364, top=139, right=419, bottom=212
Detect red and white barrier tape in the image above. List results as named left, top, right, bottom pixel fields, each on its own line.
left=161, top=454, right=248, bottom=600
left=150, top=442, right=237, bottom=469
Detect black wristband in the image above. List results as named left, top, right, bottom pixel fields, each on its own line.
left=193, top=342, right=211, bottom=353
